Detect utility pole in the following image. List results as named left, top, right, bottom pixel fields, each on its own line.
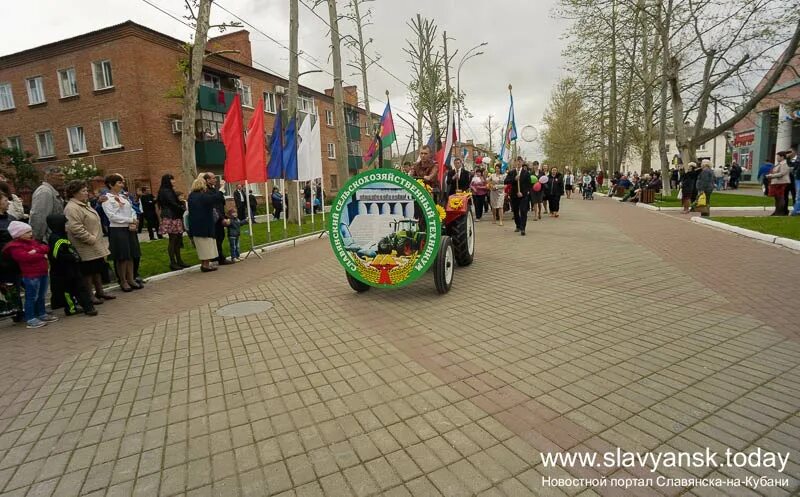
left=328, top=0, right=350, bottom=183
left=287, top=0, right=300, bottom=223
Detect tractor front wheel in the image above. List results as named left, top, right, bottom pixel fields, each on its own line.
left=447, top=204, right=475, bottom=267
left=433, top=236, right=455, bottom=294
left=346, top=273, right=370, bottom=293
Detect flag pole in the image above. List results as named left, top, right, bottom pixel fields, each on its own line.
left=242, top=181, right=261, bottom=259
left=265, top=181, right=271, bottom=243
left=388, top=91, right=401, bottom=167
left=321, top=181, right=326, bottom=225
left=282, top=179, right=288, bottom=237
left=310, top=180, right=316, bottom=231
left=296, top=181, right=303, bottom=235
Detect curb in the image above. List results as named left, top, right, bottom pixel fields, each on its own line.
left=690, top=217, right=800, bottom=252
left=597, top=193, right=770, bottom=211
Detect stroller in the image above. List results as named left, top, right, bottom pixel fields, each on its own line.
left=582, top=182, right=595, bottom=200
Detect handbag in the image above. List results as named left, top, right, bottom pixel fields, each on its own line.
left=676, top=188, right=683, bottom=200
left=696, top=192, right=707, bottom=207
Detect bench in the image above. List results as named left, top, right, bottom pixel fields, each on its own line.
left=614, top=186, right=627, bottom=197
left=640, top=189, right=656, bottom=204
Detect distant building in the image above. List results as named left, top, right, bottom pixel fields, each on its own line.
left=0, top=21, right=379, bottom=197
left=620, top=132, right=729, bottom=175
left=732, top=46, right=800, bottom=179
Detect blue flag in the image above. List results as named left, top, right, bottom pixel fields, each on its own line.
left=498, top=92, right=517, bottom=172
left=283, top=117, right=298, bottom=180
left=267, top=109, right=283, bottom=179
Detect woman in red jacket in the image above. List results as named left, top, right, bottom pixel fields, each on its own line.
left=2, top=221, right=58, bottom=329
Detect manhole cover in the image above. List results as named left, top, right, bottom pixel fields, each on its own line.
left=216, top=300, right=274, bottom=317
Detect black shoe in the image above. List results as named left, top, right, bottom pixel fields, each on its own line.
left=131, top=283, right=144, bottom=290
left=85, top=309, right=98, bottom=316
left=514, top=228, right=520, bottom=232
left=135, top=277, right=145, bottom=285
left=170, top=264, right=183, bottom=271
left=520, top=231, right=526, bottom=236
left=201, top=266, right=218, bottom=273
left=218, top=260, right=232, bottom=266
left=121, top=286, right=133, bottom=293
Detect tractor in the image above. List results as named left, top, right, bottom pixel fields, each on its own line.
left=376, top=219, right=426, bottom=256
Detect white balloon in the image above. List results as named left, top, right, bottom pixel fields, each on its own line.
left=481, top=156, right=491, bottom=165
left=521, top=125, right=538, bottom=142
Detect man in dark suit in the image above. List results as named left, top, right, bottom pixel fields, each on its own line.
left=139, top=187, right=162, bottom=240
left=234, top=184, right=247, bottom=221
left=446, top=158, right=471, bottom=196
left=203, top=172, right=231, bottom=265
left=505, top=157, right=533, bottom=235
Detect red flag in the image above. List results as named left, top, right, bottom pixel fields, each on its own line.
left=220, top=94, right=246, bottom=183
left=245, top=97, right=267, bottom=182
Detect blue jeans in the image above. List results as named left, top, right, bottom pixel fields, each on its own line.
left=792, top=179, right=800, bottom=214
left=229, top=237, right=240, bottom=259
left=715, top=177, right=724, bottom=190
left=22, top=275, right=48, bottom=322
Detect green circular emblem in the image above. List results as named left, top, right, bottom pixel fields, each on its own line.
left=328, top=169, right=442, bottom=288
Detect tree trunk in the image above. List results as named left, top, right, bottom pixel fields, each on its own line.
left=181, top=0, right=213, bottom=188
left=658, top=0, right=672, bottom=180
left=608, top=0, right=618, bottom=174
left=328, top=0, right=350, bottom=183
left=351, top=0, right=373, bottom=136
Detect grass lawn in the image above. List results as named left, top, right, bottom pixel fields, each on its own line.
left=138, top=215, right=326, bottom=278
left=653, top=190, right=773, bottom=207
left=713, top=216, right=800, bottom=241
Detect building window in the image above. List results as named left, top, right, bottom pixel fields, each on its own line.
left=100, top=120, right=122, bottom=149
left=201, top=72, right=221, bottom=89
left=92, top=60, right=114, bottom=90
left=264, top=92, right=276, bottom=113
left=0, top=83, right=15, bottom=110
left=297, top=95, right=316, bottom=115
left=5, top=136, right=21, bottom=152
left=58, top=68, right=78, bottom=97
left=330, top=174, right=338, bottom=190
left=697, top=141, right=707, bottom=151
left=26, top=77, right=45, bottom=105
left=67, top=126, right=87, bottom=154
left=36, top=131, right=55, bottom=158
left=325, top=110, right=333, bottom=127
left=665, top=143, right=670, bottom=153
left=197, top=110, right=224, bottom=141
left=327, top=143, right=336, bottom=159
left=347, top=142, right=362, bottom=156
left=240, top=84, right=253, bottom=108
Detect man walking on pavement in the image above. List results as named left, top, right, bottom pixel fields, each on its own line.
left=505, top=157, right=533, bottom=236
left=29, top=166, right=65, bottom=241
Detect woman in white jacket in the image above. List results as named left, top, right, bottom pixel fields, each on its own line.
left=101, top=174, right=141, bottom=292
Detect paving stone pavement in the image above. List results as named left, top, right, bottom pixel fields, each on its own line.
left=0, top=197, right=798, bottom=497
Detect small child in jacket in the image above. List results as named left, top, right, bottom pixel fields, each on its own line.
left=1, top=221, right=58, bottom=329
left=47, top=214, right=98, bottom=317
left=227, top=209, right=241, bottom=262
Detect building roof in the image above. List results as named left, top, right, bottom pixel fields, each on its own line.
left=0, top=20, right=376, bottom=117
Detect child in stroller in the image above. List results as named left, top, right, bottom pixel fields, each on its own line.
left=582, top=174, right=595, bottom=200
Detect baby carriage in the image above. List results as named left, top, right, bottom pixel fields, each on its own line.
left=582, top=183, right=595, bottom=200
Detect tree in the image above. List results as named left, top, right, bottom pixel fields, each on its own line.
left=483, top=115, right=500, bottom=152
left=326, top=0, right=351, bottom=183
left=0, top=148, right=39, bottom=190
left=541, top=78, right=591, bottom=170
left=343, top=0, right=378, bottom=135
left=179, top=0, right=241, bottom=188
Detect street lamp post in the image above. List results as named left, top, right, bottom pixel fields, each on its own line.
left=456, top=42, right=487, bottom=144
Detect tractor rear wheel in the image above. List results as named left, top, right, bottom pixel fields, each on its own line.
left=433, top=236, right=454, bottom=294
left=346, top=272, right=370, bottom=293
left=447, top=204, right=475, bottom=266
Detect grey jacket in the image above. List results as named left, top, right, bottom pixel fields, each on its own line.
left=29, top=182, right=64, bottom=241
left=695, top=168, right=715, bottom=193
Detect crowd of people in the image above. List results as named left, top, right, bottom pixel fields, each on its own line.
left=0, top=167, right=258, bottom=329
left=759, top=146, right=799, bottom=216
left=406, top=145, right=583, bottom=236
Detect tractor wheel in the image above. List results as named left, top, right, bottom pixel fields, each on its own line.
left=447, top=203, right=475, bottom=267
left=346, top=272, right=370, bottom=293
left=433, top=236, right=455, bottom=294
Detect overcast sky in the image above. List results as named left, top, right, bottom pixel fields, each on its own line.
left=2, top=0, right=570, bottom=158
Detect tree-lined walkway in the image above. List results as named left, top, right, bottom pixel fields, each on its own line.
left=0, top=197, right=797, bottom=497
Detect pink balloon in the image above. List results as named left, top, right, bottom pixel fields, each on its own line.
left=533, top=182, right=542, bottom=192
left=539, top=175, right=549, bottom=184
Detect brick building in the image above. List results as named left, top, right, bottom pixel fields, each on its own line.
left=0, top=21, right=380, bottom=199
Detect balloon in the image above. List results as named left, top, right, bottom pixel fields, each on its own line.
left=482, top=156, right=492, bottom=165
left=530, top=175, right=538, bottom=183
left=533, top=182, right=542, bottom=192
left=539, top=175, right=549, bottom=184
left=488, top=167, right=495, bottom=173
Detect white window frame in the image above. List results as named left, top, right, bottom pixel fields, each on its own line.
left=327, top=143, right=336, bottom=159
left=67, top=126, right=87, bottom=154
left=36, top=131, right=55, bottom=158
left=26, top=76, right=45, bottom=105
left=0, top=83, right=14, bottom=111
left=298, top=95, right=316, bottom=115
left=201, top=72, right=221, bottom=90
left=325, top=110, right=333, bottom=127
left=100, top=119, right=122, bottom=150
left=240, top=84, right=253, bottom=108
left=264, top=92, right=276, bottom=114
left=58, top=68, right=78, bottom=98
left=91, top=60, right=114, bottom=90
left=5, top=136, right=22, bottom=152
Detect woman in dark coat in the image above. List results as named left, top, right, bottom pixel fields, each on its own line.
left=157, top=174, right=188, bottom=271
left=679, top=163, right=700, bottom=213
left=546, top=167, right=565, bottom=217
left=187, top=177, right=220, bottom=272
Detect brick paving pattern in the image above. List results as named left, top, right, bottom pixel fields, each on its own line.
left=0, top=197, right=797, bottom=497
